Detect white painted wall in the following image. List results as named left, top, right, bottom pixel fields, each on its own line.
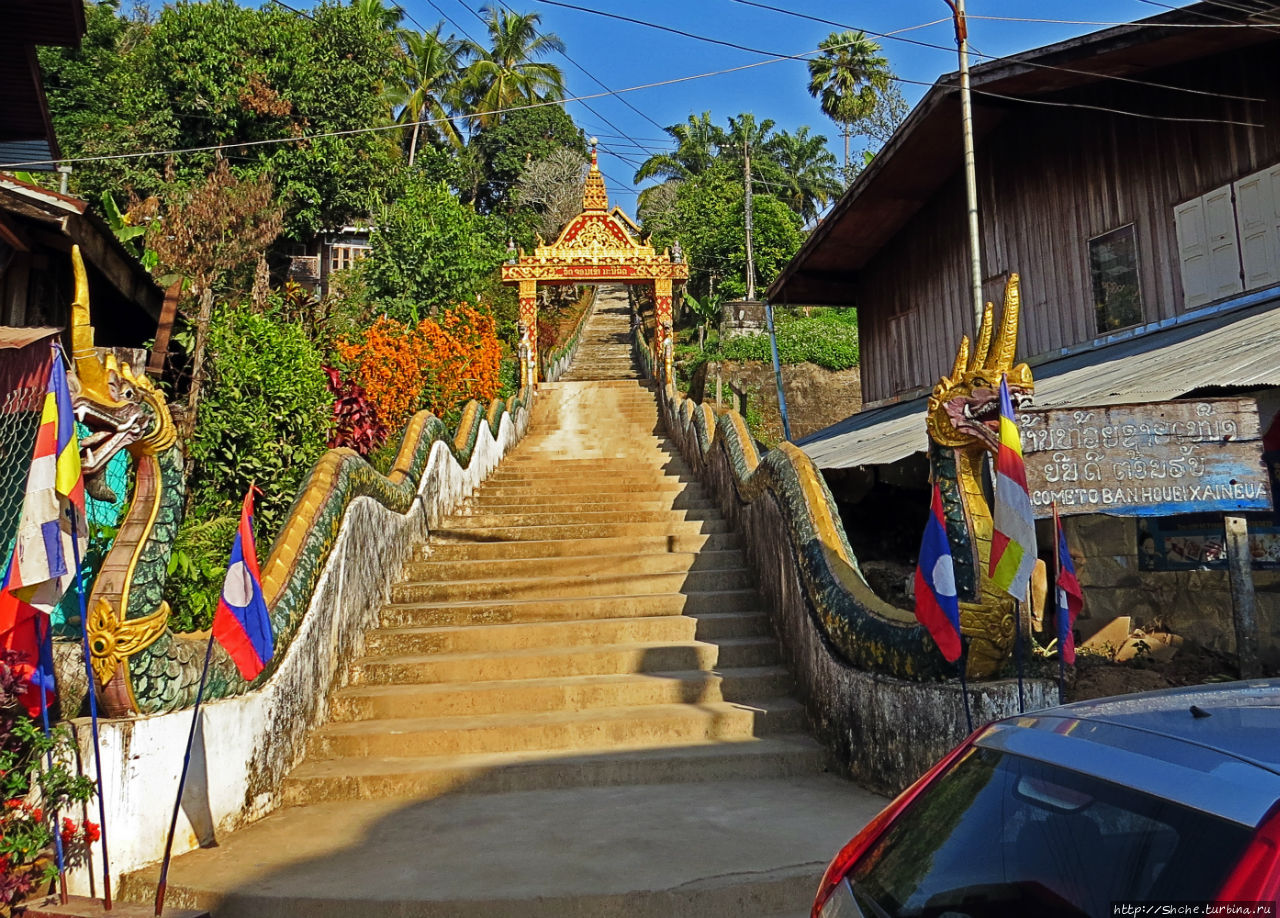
left=64, top=402, right=530, bottom=895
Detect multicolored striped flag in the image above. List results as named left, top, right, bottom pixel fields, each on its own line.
left=914, top=480, right=962, bottom=662
left=212, top=489, right=274, bottom=681
left=2, top=348, right=86, bottom=617
left=1056, top=517, right=1084, bottom=664
left=989, top=374, right=1037, bottom=599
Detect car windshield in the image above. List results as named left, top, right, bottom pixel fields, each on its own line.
left=847, top=746, right=1254, bottom=918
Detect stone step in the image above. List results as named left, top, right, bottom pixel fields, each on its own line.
left=430, top=519, right=732, bottom=541
left=307, top=697, right=807, bottom=758
left=390, top=567, right=751, bottom=604
left=419, top=532, right=742, bottom=561
left=281, top=734, right=825, bottom=805
left=485, top=470, right=695, bottom=485
left=372, top=596, right=766, bottom=635
left=349, top=636, right=780, bottom=685
left=473, top=480, right=701, bottom=498
left=461, top=495, right=717, bottom=514
left=405, top=548, right=744, bottom=580
left=363, top=611, right=770, bottom=657
left=443, top=508, right=720, bottom=530
left=326, top=665, right=794, bottom=722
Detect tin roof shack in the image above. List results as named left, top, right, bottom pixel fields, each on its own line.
left=0, top=176, right=163, bottom=349
left=770, top=1, right=1280, bottom=669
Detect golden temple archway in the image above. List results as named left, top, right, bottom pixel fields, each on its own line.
left=501, top=141, right=688, bottom=387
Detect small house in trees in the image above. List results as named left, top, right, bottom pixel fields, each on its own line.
left=769, top=1, right=1280, bottom=664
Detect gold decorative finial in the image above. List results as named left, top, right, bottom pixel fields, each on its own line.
left=583, top=137, right=608, bottom=211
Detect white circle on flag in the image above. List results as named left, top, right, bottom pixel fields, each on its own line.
left=223, top=560, right=254, bottom=607
left=931, top=557, right=957, bottom=598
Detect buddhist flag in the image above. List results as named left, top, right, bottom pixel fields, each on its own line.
left=914, top=480, right=962, bottom=662
left=212, top=490, right=274, bottom=681
left=1056, top=518, right=1084, bottom=664
left=2, top=349, right=86, bottom=619
left=989, top=374, right=1037, bottom=599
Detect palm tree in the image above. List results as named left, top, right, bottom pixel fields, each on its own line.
left=460, top=5, right=565, bottom=128
left=767, top=127, right=841, bottom=225
left=349, top=0, right=405, bottom=31
left=391, top=23, right=466, bottom=164
left=806, top=30, right=892, bottom=180
left=633, top=111, right=725, bottom=185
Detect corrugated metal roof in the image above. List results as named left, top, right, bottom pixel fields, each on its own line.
left=799, top=294, right=1280, bottom=469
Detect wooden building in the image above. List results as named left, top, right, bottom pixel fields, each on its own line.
left=772, top=2, right=1280, bottom=406
left=771, top=2, right=1280, bottom=666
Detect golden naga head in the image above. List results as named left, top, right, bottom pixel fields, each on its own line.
left=68, top=246, right=177, bottom=480
left=926, top=273, right=1034, bottom=451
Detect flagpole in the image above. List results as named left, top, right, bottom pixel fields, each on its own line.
left=154, top=632, right=216, bottom=918
left=1053, top=501, right=1065, bottom=704
left=1014, top=598, right=1025, bottom=714
left=958, top=638, right=974, bottom=733
left=70, top=509, right=112, bottom=910
left=35, top=615, right=69, bottom=905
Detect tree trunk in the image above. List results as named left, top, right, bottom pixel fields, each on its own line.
left=184, top=284, right=216, bottom=439
left=408, top=119, right=421, bottom=168
left=843, top=126, right=851, bottom=183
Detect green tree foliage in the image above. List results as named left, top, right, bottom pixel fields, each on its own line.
left=363, top=171, right=504, bottom=321
left=186, top=305, right=333, bottom=539
left=392, top=24, right=467, bottom=162
left=806, top=30, right=893, bottom=180
left=468, top=104, right=585, bottom=212
left=44, top=1, right=401, bottom=240
left=767, top=127, right=842, bottom=225
left=644, top=161, right=803, bottom=304
left=460, top=5, right=566, bottom=127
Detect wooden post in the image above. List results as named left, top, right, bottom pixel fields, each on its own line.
left=1224, top=515, right=1262, bottom=678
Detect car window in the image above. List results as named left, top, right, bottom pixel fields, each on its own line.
left=847, top=746, right=1254, bottom=918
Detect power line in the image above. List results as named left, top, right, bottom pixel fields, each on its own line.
left=728, top=0, right=1264, bottom=103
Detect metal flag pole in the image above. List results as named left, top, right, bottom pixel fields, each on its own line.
left=70, top=507, right=112, bottom=909
left=942, top=0, right=985, bottom=333
left=1053, top=501, right=1066, bottom=704
left=764, top=302, right=792, bottom=442
left=1014, top=597, right=1026, bottom=714
left=958, top=638, right=974, bottom=732
left=35, top=614, right=69, bottom=904
left=154, top=632, right=217, bottom=918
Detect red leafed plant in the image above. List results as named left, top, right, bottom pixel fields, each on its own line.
left=322, top=365, right=387, bottom=456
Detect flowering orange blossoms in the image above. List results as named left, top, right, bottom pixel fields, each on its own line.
left=336, top=305, right=503, bottom=435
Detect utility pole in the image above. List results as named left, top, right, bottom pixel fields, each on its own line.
left=943, top=0, right=984, bottom=333
left=744, top=135, right=756, bottom=302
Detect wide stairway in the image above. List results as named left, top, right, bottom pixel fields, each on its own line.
left=126, top=287, right=884, bottom=917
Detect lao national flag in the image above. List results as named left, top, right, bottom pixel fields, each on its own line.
left=1056, top=519, right=1084, bottom=664
left=914, top=480, right=962, bottom=662
left=212, top=490, right=273, bottom=681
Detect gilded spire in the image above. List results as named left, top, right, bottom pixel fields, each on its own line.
left=582, top=137, right=608, bottom=212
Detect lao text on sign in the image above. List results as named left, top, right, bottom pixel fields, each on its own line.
left=1017, top=398, right=1271, bottom=518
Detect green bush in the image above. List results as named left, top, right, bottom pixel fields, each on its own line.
left=187, top=306, right=334, bottom=542
left=715, top=313, right=859, bottom=370
left=164, top=514, right=239, bottom=633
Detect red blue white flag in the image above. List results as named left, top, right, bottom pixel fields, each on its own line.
left=212, top=490, right=274, bottom=681
left=989, top=374, right=1037, bottom=599
left=1056, top=518, right=1084, bottom=664
left=914, top=480, right=962, bottom=662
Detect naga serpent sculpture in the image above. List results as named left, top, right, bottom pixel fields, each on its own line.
left=64, top=246, right=528, bottom=715
left=638, top=274, right=1032, bottom=679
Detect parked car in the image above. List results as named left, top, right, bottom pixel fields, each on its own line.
left=813, top=679, right=1280, bottom=918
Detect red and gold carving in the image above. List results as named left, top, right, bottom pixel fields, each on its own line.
left=519, top=279, right=538, bottom=387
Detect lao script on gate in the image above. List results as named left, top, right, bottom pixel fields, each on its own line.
left=1016, top=398, right=1272, bottom=518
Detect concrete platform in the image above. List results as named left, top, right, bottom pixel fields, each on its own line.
left=121, top=774, right=886, bottom=918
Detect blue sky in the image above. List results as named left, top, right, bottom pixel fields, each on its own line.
left=388, top=0, right=1187, bottom=209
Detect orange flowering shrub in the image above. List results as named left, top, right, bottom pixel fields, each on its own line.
left=336, top=305, right=503, bottom=434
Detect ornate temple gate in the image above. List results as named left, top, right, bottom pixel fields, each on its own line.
left=501, top=142, right=688, bottom=386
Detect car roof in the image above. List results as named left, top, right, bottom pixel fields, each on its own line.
left=1048, top=678, right=1280, bottom=774
left=976, top=679, right=1280, bottom=827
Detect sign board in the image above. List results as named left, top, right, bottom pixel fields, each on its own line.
left=1017, top=398, right=1271, bottom=518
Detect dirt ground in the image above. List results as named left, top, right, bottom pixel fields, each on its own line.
left=689, top=359, right=863, bottom=444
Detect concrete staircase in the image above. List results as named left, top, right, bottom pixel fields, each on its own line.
left=558, top=295, right=637, bottom=381
left=124, top=286, right=884, bottom=918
